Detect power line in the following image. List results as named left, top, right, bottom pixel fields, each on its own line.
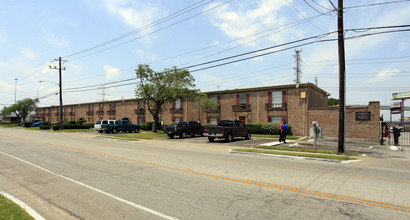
left=64, top=0, right=214, bottom=58
left=345, top=0, right=410, bottom=9
left=285, top=0, right=328, bottom=32
left=68, top=0, right=234, bottom=61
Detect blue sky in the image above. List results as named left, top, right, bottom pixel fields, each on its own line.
left=0, top=0, right=409, bottom=119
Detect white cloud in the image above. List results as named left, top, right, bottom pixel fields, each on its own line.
left=101, top=0, right=158, bottom=36
left=133, top=49, right=143, bottom=56
left=367, top=68, right=399, bottom=84
left=20, top=48, right=41, bottom=59
left=204, top=0, right=289, bottom=45
left=103, top=65, right=120, bottom=79
left=45, top=36, right=70, bottom=47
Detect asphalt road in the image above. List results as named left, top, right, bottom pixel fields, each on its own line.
left=0, top=128, right=409, bottom=219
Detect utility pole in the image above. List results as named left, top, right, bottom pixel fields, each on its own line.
left=337, top=0, right=346, bottom=154
left=14, top=78, right=17, bottom=104
left=293, top=49, right=302, bottom=84
left=49, top=57, right=66, bottom=130
left=98, top=86, right=109, bottom=102
left=315, top=77, right=318, bottom=87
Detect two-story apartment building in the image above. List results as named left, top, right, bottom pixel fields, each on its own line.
left=34, top=83, right=380, bottom=142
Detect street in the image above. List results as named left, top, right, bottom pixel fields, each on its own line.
left=0, top=128, right=409, bottom=219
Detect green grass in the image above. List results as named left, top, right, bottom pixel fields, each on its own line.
left=251, top=134, right=299, bottom=140
left=0, top=123, right=20, bottom=128
left=233, top=149, right=355, bottom=161
left=98, top=130, right=168, bottom=141
left=254, top=146, right=361, bottom=156
left=0, top=194, right=34, bottom=220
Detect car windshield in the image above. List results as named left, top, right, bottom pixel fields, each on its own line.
left=96, top=120, right=101, bottom=124
left=178, top=122, right=188, bottom=126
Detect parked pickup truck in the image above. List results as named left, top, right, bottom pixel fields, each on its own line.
left=164, top=121, right=204, bottom=138
left=204, top=120, right=251, bottom=142
left=100, top=120, right=140, bottom=134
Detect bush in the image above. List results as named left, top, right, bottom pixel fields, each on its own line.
left=83, top=122, right=94, bottom=128
left=76, top=120, right=86, bottom=126
left=40, top=125, right=51, bottom=130
left=141, top=122, right=153, bottom=131
left=261, top=122, right=280, bottom=135
left=247, top=123, right=263, bottom=134
left=64, top=120, right=76, bottom=125
left=42, top=121, right=52, bottom=126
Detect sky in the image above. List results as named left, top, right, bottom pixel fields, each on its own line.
left=0, top=0, right=409, bottom=120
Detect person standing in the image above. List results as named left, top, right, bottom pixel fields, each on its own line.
left=279, top=120, right=284, bottom=142
left=280, top=121, right=288, bottom=143
left=393, top=127, right=401, bottom=146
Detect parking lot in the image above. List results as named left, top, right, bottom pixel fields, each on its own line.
left=157, top=135, right=278, bottom=147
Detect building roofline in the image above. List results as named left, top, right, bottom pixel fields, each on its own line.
left=40, top=83, right=329, bottom=108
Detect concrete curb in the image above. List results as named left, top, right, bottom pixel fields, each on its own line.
left=0, top=190, right=46, bottom=220
left=229, top=149, right=362, bottom=164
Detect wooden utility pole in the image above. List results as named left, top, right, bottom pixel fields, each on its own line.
left=337, top=0, right=346, bottom=154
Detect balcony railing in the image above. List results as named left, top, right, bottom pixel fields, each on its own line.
left=46, top=113, right=52, bottom=116
left=96, top=110, right=104, bottom=115
left=69, top=112, right=75, bottom=116
left=232, top=104, right=251, bottom=112
left=107, top=110, right=116, bottom=115
left=86, top=111, right=94, bottom=116
left=135, top=109, right=145, bottom=115
left=205, top=106, right=221, bottom=113
left=170, top=108, right=183, bottom=114
left=265, top=103, right=287, bottom=111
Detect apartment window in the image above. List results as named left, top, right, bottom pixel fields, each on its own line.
left=139, top=101, right=144, bottom=111
left=110, top=103, right=115, bottom=111
left=209, top=117, right=218, bottom=125
left=138, top=117, right=144, bottom=125
left=89, top=105, right=93, bottom=112
left=89, top=118, right=93, bottom=123
left=71, top=106, right=75, bottom=113
left=173, top=117, right=181, bottom=123
left=239, top=94, right=247, bottom=108
left=175, top=99, right=181, bottom=110
left=99, top=104, right=104, bottom=111
left=272, top=91, right=282, bottom=108
left=271, top=116, right=282, bottom=123
left=210, top=96, right=217, bottom=103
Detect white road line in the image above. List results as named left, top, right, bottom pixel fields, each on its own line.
left=0, top=151, right=179, bottom=220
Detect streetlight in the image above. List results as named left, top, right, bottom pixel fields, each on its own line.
left=39, top=80, right=63, bottom=130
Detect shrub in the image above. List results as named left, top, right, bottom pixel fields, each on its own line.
left=39, top=125, right=51, bottom=130
left=247, top=123, right=263, bottom=134
left=42, top=121, right=52, bottom=126
left=261, top=122, right=280, bottom=135
left=82, top=122, right=94, bottom=128
left=76, top=120, right=86, bottom=125
left=64, top=120, right=76, bottom=125
left=51, top=124, right=91, bottom=130
left=141, top=122, right=153, bottom=131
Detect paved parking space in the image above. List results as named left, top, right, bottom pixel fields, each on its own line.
left=158, top=136, right=278, bottom=147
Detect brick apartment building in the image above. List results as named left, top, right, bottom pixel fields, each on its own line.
left=34, top=83, right=380, bottom=142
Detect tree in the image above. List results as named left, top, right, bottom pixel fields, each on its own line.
left=135, top=64, right=215, bottom=132
left=328, top=98, right=339, bottom=106
left=1, top=98, right=39, bottom=124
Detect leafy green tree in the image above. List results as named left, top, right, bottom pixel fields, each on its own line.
left=328, top=98, right=339, bottom=106
left=135, top=64, right=215, bottom=132
left=1, top=98, right=39, bottom=124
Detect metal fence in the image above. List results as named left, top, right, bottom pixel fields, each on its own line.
left=388, top=131, right=410, bottom=146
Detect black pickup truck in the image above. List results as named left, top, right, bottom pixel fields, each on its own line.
left=163, top=121, right=204, bottom=138
left=204, top=120, right=251, bottom=142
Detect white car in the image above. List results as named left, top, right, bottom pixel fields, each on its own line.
left=94, top=119, right=116, bottom=133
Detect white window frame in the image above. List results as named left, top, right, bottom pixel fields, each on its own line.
left=272, top=91, right=282, bottom=108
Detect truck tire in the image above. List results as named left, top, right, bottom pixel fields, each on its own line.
left=180, top=131, right=187, bottom=139
left=208, top=137, right=215, bottom=142
left=225, top=133, right=233, bottom=142
left=134, top=128, right=140, bottom=133
left=112, top=128, right=118, bottom=134
left=128, top=130, right=133, bottom=133
left=98, top=130, right=103, bottom=133
left=168, top=134, right=174, bottom=139
left=245, top=132, right=251, bottom=140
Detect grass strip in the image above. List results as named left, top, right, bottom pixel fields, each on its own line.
left=233, top=149, right=354, bottom=161
left=98, top=131, right=168, bottom=141
left=0, top=194, right=34, bottom=220
left=254, top=146, right=361, bottom=156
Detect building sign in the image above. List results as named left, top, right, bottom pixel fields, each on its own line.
left=390, top=102, right=402, bottom=114
left=392, top=92, right=410, bottom=100
left=355, top=112, right=371, bottom=121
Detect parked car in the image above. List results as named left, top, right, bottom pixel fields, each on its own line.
left=100, top=120, right=140, bottom=134
left=204, top=120, right=251, bottom=142
left=164, top=121, right=204, bottom=139
left=94, top=119, right=116, bottom=133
